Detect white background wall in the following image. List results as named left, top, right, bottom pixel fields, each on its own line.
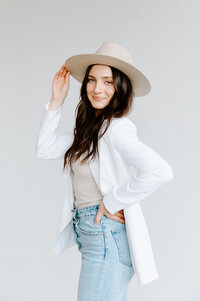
left=1, top=0, right=200, bottom=300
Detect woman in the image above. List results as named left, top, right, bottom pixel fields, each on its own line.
left=36, top=42, right=173, bottom=300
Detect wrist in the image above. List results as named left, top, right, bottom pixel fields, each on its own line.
left=49, top=99, right=64, bottom=110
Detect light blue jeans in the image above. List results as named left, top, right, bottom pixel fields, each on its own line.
left=71, top=205, right=135, bottom=301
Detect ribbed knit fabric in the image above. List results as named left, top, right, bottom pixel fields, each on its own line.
left=71, top=153, right=103, bottom=209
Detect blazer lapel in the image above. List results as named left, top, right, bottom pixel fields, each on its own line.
left=88, top=130, right=118, bottom=196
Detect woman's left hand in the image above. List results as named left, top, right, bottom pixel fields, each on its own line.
left=94, top=200, right=125, bottom=225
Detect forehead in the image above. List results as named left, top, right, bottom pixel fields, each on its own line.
left=89, top=64, right=112, bottom=76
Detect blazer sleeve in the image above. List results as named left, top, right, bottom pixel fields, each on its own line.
left=102, top=118, right=174, bottom=214
left=35, top=101, right=73, bottom=160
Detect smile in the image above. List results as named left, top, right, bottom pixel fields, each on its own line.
left=93, top=96, right=105, bottom=101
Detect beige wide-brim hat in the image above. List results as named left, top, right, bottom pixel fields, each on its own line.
left=65, top=41, right=151, bottom=97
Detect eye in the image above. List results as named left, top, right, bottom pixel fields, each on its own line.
left=105, top=81, right=112, bottom=84
left=87, top=78, right=94, bottom=82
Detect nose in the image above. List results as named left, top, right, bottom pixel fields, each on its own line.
left=94, top=80, right=104, bottom=93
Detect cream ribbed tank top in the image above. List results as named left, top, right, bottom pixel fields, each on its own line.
left=71, top=153, right=103, bottom=209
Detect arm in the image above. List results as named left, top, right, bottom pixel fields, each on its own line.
left=35, top=101, right=73, bottom=159
left=103, top=118, right=174, bottom=214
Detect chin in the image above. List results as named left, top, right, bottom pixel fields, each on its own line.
left=94, top=105, right=105, bottom=109
left=92, top=101, right=109, bottom=109
left=91, top=103, right=104, bottom=109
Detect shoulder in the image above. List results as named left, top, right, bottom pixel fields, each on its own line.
left=105, top=117, right=139, bottom=151
left=109, top=116, right=137, bottom=135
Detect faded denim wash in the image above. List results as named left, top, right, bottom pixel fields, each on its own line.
left=71, top=205, right=135, bottom=301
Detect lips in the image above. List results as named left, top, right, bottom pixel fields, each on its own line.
left=93, top=96, right=105, bottom=101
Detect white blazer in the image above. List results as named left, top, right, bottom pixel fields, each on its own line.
left=36, top=101, right=174, bottom=285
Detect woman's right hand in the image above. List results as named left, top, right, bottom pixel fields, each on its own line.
left=51, top=64, right=71, bottom=105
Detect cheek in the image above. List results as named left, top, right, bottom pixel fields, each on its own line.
left=106, top=87, right=115, bottom=97
left=86, top=84, right=92, bottom=93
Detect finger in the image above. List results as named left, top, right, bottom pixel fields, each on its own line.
left=58, top=65, right=65, bottom=75
left=62, top=65, right=70, bottom=74
left=57, top=68, right=68, bottom=79
left=55, top=72, right=63, bottom=80
left=61, top=67, right=65, bottom=76
left=110, top=216, right=125, bottom=224
left=65, top=71, right=71, bottom=76
left=63, top=69, right=67, bottom=78
left=61, top=64, right=65, bottom=70
left=62, top=64, right=71, bottom=73
left=94, top=213, right=102, bottom=226
left=56, top=70, right=63, bottom=78
left=113, top=213, right=125, bottom=220
left=63, top=68, right=70, bottom=78
left=118, top=218, right=125, bottom=224
left=115, top=210, right=124, bottom=215
left=64, top=72, right=71, bottom=83
left=114, top=212, right=124, bottom=217
left=114, top=217, right=125, bottom=224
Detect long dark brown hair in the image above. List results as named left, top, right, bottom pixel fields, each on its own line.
left=62, top=64, right=135, bottom=172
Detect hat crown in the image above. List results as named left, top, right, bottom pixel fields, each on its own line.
left=95, top=42, right=133, bottom=65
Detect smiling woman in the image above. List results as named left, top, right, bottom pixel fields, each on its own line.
left=36, top=41, right=174, bottom=300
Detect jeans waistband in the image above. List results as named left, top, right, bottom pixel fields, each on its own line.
left=71, top=204, right=100, bottom=218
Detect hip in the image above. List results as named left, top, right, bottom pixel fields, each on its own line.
left=71, top=205, right=134, bottom=269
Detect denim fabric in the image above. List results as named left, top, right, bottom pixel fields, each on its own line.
left=71, top=205, right=135, bottom=301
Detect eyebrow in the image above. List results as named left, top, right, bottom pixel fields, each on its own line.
left=88, top=75, right=113, bottom=79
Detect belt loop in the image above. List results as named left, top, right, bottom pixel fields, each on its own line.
left=71, top=208, right=77, bottom=219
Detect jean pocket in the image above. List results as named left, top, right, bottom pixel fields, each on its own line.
left=111, top=229, right=133, bottom=268
left=75, top=216, right=103, bottom=236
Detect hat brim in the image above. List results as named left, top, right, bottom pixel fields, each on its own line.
left=65, top=53, right=151, bottom=97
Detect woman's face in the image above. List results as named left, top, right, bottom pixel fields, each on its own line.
left=86, top=64, right=115, bottom=116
